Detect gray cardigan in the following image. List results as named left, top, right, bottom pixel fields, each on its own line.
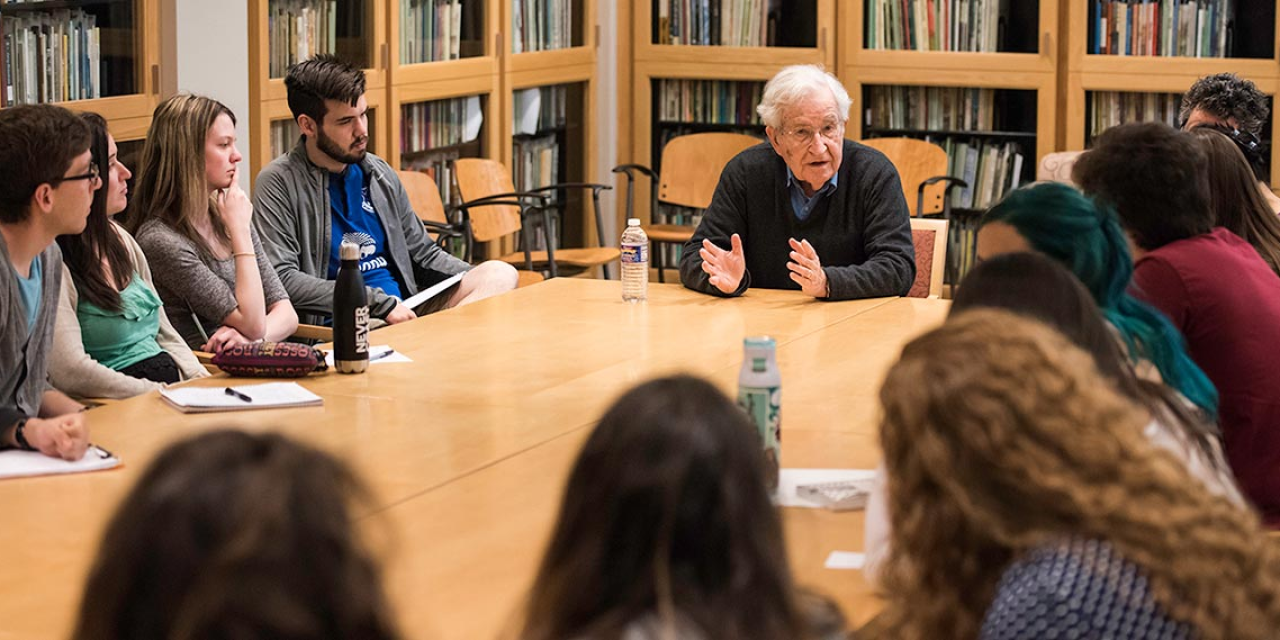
left=1, top=232, right=61, bottom=421
left=252, top=139, right=471, bottom=326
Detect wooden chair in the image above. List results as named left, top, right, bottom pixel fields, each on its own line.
left=907, top=218, right=948, bottom=299
left=1036, top=150, right=1084, bottom=185
left=452, top=158, right=617, bottom=279
left=859, top=137, right=966, bottom=218
left=397, top=169, right=468, bottom=254
left=612, top=132, right=761, bottom=283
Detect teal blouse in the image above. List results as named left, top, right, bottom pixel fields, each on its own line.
left=76, top=274, right=165, bottom=371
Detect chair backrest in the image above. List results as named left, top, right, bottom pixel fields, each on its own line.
left=860, top=137, right=949, bottom=216
left=908, top=218, right=949, bottom=299
left=453, top=158, right=522, bottom=243
left=1036, top=150, right=1084, bottom=185
left=397, top=169, right=449, bottom=239
left=657, top=132, right=761, bottom=210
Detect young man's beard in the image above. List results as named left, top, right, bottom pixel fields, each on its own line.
left=316, top=127, right=367, bottom=165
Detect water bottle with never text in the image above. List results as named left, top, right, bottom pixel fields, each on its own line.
left=620, top=218, right=649, bottom=302
left=739, top=336, right=781, bottom=491
left=333, top=241, right=370, bottom=374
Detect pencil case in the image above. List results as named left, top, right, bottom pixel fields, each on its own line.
left=211, top=342, right=329, bottom=378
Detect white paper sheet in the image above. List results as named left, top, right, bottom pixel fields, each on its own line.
left=159, top=382, right=323, bottom=413
left=463, top=95, right=484, bottom=142
left=824, top=551, right=866, bottom=570
left=513, top=87, right=541, bottom=135
left=774, top=468, right=877, bottom=508
left=323, top=345, right=411, bottom=367
left=401, top=272, right=464, bottom=310
left=0, top=446, right=120, bottom=480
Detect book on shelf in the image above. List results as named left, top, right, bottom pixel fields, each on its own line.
left=270, top=118, right=303, bottom=158
left=268, top=0, right=337, bottom=78
left=513, top=0, right=574, bottom=53
left=865, top=0, right=1011, bottom=52
left=865, top=86, right=999, bottom=131
left=656, top=0, right=778, bottom=46
left=1088, top=91, right=1181, bottom=140
left=402, top=0, right=463, bottom=64
left=1090, top=0, right=1234, bottom=57
left=658, top=79, right=765, bottom=126
left=1, top=9, right=102, bottom=106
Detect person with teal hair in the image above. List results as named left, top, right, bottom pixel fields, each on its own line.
left=975, top=181, right=1219, bottom=421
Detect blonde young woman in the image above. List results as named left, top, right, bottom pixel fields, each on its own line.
left=867, top=309, right=1280, bottom=640
left=130, top=94, right=297, bottom=352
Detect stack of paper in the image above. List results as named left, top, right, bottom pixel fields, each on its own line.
left=0, top=446, right=119, bottom=480
left=159, top=382, right=324, bottom=414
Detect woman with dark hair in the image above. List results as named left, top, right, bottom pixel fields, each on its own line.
left=71, top=430, right=400, bottom=640
left=49, top=113, right=208, bottom=398
left=1189, top=125, right=1280, bottom=276
left=977, top=181, right=1219, bottom=420
left=131, top=94, right=297, bottom=352
left=521, top=375, right=843, bottom=640
left=867, top=310, right=1280, bottom=640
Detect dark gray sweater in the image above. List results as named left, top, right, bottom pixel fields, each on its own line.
left=1, top=233, right=60, bottom=429
left=679, top=141, right=915, bottom=300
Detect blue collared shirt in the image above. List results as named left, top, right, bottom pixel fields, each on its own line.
left=785, top=167, right=839, bottom=222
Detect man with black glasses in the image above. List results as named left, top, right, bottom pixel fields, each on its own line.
left=0, top=104, right=94, bottom=461
left=679, top=65, right=915, bottom=301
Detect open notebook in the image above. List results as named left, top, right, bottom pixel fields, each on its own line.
left=159, top=382, right=323, bottom=413
left=0, top=445, right=120, bottom=480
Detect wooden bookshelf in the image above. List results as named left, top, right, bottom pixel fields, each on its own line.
left=0, top=0, right=161, bottom=143
left=1063, top=1, right=1280, bottom=185
left=843, top=0, right=1060, bottom=74
left=634, top=0, right=836, bottom=68
left=388, top=0, right=497, bottom=85
left=247, top=0, right=387, bottom=104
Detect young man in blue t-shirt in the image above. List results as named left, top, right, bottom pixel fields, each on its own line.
left=0, top=104, right=95, bottom=461
left=253, top=55, right=518, bottom=329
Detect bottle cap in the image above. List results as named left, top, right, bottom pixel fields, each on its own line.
left=340, top=241, right=360, bottom=261
left=744, top=336, right=776, bottom=349
left=627, top=218, right=641, bottom=227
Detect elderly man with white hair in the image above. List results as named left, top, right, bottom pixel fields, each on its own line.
left=679, top=65, right=915, bottom=300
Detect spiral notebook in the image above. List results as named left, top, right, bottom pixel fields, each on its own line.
left=159, top=382, right=323, bottom=413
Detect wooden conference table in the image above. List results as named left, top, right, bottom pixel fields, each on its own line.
left=0, top=279, right=948, bottom=640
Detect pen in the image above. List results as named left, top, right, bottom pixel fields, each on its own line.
left=224, top=387, right=253, bottom=403
left=369, top=348, right=396, bottom=362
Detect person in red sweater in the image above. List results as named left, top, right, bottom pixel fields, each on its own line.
left=1073, top=121, right=1280, bottom=526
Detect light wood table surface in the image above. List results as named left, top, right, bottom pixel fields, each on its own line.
left=0, top=279, right=948, bottom=640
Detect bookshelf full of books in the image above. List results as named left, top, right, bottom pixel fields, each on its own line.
left=863, top=0, right=1042, bottom=54
left=0, top=0, right=155, bottom=108
left=397, top=94, right=487, bottom=208
left=399, top=0, right=486, bottom=65
left=506, top=82, right=589, bottom=252
left=633, top=0, right=834, bottom=69
left=1065, top=0, right=1279, bottom=183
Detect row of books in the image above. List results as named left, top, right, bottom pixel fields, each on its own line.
left=267, top=0, right=338, bottom=78
left=401, top=0, right=464, bottom=64
left=512, top=0, right=573, bottom=52
left=1088, top=90, right=1181, bottom=138
left=657, top=79, right=765, bottom=125
left=1091, top=0, right=1234, bottom=57
left=928, top=136, right=1026, bottom=210
left=512, top=134, right=562, bottom=251
left=1, top=10, right=102, bottom=106
left=400, top=95, right=483, bottom=155
left=270, top=118, right=303, bottom=158
left=866, top=0, right=1010, bottom=52
left=513, top=85, right=569, bottom=135
left=865, top=86, right=999, bottom=132
left=655, top=0, right=775, bottom=47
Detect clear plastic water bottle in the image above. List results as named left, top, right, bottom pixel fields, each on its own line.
left=620, top=217, right=649, bottom=302
left=333, top=241, right=370, bottom=374
left=739, top=336, right=781, bottom=491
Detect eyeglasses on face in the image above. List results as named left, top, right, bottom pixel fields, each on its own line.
left=50, top=161, right=101, bottom=187
left=779, top=122, right=843, bottom=147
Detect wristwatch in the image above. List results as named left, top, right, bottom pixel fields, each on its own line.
left=13, top=417, right=35, bottom=451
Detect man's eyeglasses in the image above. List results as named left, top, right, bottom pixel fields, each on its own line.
left=779, top=122, right=843, bottom=147
left=51, top=162, right=100, bottom=186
